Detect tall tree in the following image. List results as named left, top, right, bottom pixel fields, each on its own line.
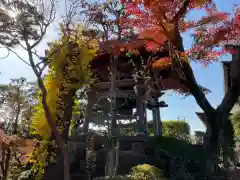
left=118, top=0, right=240, bottom=172
left=0, top=78, right=35, bottom=180
left=27, top=25, right=98, bottom=180
left=119, top=120, right=190, bottom=141
left=0, top=78, right=37, bottom=135
left=78, top=0, right=134, bottom=41
left=0, top=1, right=83, bottom=179
left=162, top=120, right=190, bottom=141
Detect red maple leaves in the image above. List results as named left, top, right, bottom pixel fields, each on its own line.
left=190, top=5, right=240, bottom=63
left=119, top=0, right=240, bottom=65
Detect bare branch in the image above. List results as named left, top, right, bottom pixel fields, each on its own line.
left=0, top=47, right=10, bottom=59
left=1, top=46, right=31, bottom=66
left=30, top=0, right=56, bottom=49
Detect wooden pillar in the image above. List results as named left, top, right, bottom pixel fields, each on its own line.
left=105, top=56, right=118, bottom=177
left=134, top=75, right=148, bottom=136
left=110, top=55, right=118, bottom=137
left=143, top=102, right=148, bottom=135
left=152, top=108, right=157, bottom=135
left=156, top=105, right=162, bottom=136
left=82, top=89, right=96, bottom=133
left=152, top=99, right=162, bottom=136
left=104, top=109, right=110, bottom=137
left=136, top=97, right=147, bottom=136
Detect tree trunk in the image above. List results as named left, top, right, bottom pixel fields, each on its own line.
left=203, top=110, right=236, bottom=172
left=164, top=31, right=240, bottom=175
left=13, top=100, right=21, bottom=134
left=222, top=116, right=235, bottom=169
left=46, top=87, right=76, bottom=180
left=182, top=47, right=240, bottom=173
left=2, top=148, right=11, bottom=180
left=203, top=117, right=220, bottom=173
left=25, top=38, right=70, bottom=180
left=58, top=89, right=76, bottom=140
left=44, top=149, right=65, bottom=180
left=41, top=95, right=70, bottom=180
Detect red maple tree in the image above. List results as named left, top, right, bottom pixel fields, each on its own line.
left=0, top=123, right=34, bottom=180
left=120, top=0, right=240, bottom=172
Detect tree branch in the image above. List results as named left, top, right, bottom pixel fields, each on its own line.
left=0, top=47, right=10, bottom=59
left=24, top=33, right=70, bottom=180
left=172, top=33, right=216, bottom=116
left=180, top=62, right=216, bottom=115
left=172, top=0, right=190, bottom=22
left=3, top=46, right=31, bottom=66
left=30, top=0, right=56, bottom=49
left=218, top=84, right=239, bottom=114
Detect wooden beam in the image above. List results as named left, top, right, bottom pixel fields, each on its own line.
left=119, top=151, right=146, bottom=156
left=91, top=114, right=136, bottom=123
left=97, top=90, right=137, bottom=99
left=92, top=79, right=138, bottom=89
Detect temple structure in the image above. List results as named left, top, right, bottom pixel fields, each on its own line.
left=85, top=56, right=167, bottom=136
left=66, top=38, right=205, bottom=180
left=82, top=38, right=190, bottom=136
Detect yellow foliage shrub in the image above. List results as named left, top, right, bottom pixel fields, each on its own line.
left=94, top=164, right=165, bottom=180
left=130, top=164, right=165, bottom=180
left=29, top=24, right=98, bottom=178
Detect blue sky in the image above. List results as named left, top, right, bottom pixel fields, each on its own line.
left=0, top=0, right=239, bottom=134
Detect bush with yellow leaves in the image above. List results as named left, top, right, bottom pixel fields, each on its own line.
left=94, top=164, right=165, bottom=180
left=28, top=24, right=98, bottom=179
left=131, top=164, right=165, bottom=180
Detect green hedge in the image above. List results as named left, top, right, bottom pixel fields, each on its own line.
left=148, top=136, right=205, bottom=161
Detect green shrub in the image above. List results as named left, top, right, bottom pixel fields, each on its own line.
left=130, top=164, right=165, bottom=180
left=149, top=136, right=205, bottom=161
